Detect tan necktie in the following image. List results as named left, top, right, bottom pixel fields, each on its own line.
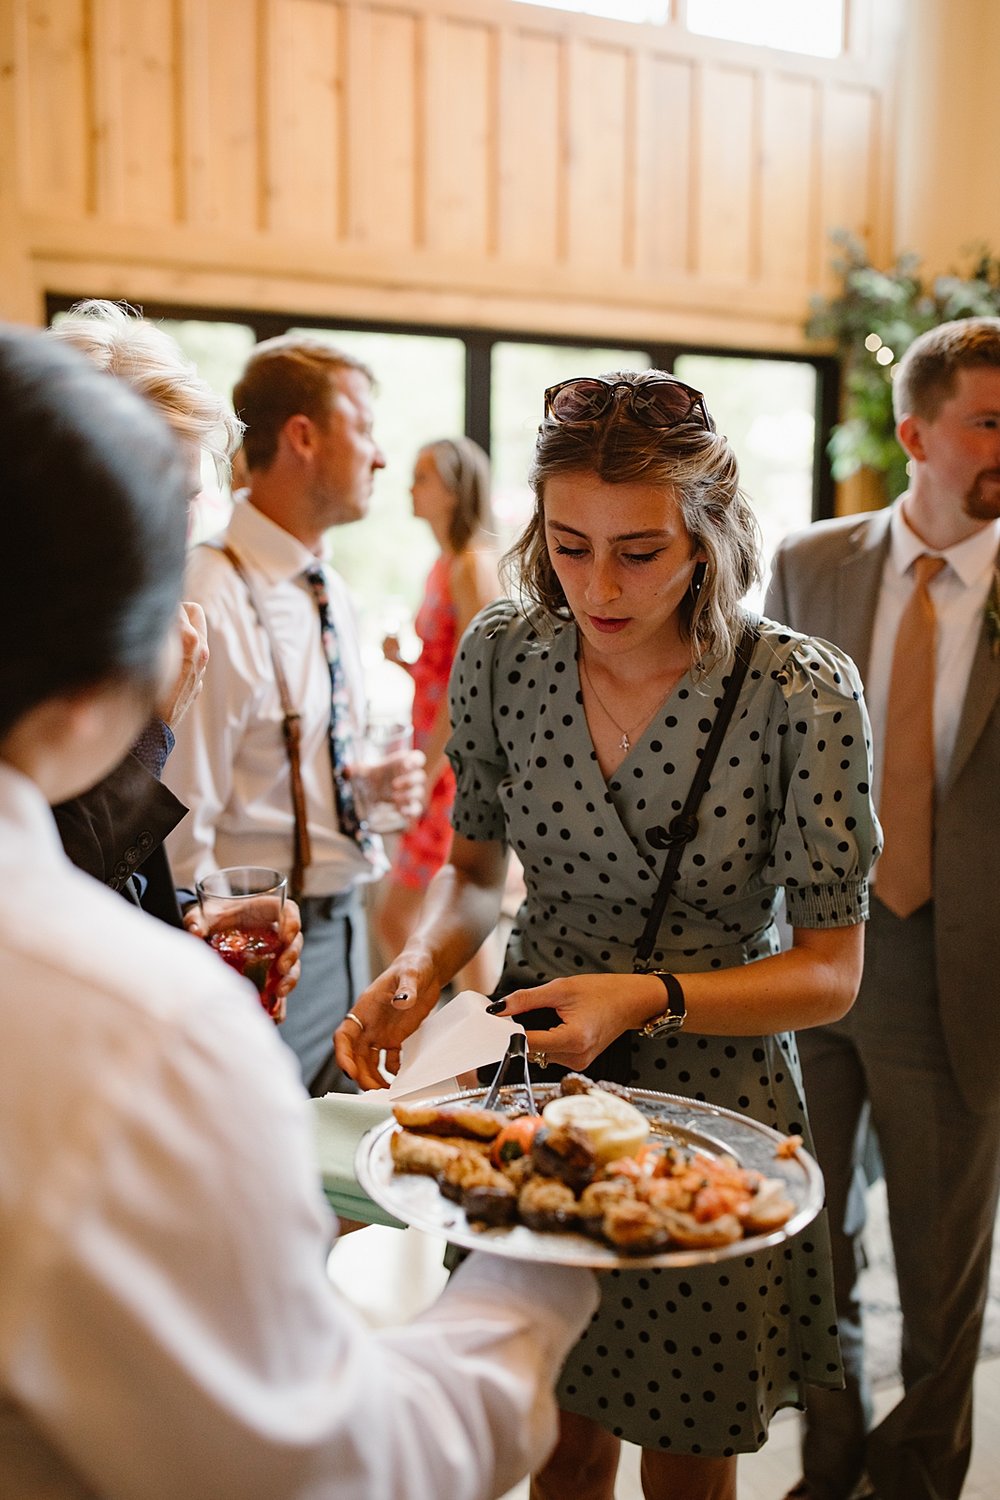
left=876, top=553, right=946, bottom=918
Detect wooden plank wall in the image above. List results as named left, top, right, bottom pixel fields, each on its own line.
left=0, top=0, right=898, bottom=349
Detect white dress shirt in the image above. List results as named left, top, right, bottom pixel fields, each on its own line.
left=866, top=502, right=1000, bottom=802
left=165, top=497, right=376, bottom=897
left=0, top=761, right=597, bottom=1500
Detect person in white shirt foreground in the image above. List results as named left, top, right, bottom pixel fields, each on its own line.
left=0, top=325, right=598, bottom=1500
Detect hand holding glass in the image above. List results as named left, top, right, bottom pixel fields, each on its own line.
left=196, top=866, right=287, bottom=1017
left=349, top=719, right=414, bottom=834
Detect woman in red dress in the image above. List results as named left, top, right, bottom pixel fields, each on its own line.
left=375, top=437, right=503, bottom=991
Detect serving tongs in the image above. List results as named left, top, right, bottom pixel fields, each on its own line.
left=481, top=1030, right=538, bottom=1116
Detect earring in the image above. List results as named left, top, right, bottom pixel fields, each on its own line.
left=690, top=561, right=707, bottom=597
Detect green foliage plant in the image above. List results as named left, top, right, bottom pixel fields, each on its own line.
left=806, top=230, right=1000, bottom=502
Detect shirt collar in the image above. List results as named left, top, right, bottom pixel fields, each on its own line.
left=890, top=500, right=1000, bottom=589
left=227, top=495, right=322, bottom=586
left=0, top=761, right=70, bottom=871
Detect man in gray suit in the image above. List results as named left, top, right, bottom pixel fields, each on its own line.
left=765, top=317, right=1000, bottom=1500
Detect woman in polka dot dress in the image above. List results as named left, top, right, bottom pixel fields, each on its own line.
left=338, top=370, right=881, bottom=1500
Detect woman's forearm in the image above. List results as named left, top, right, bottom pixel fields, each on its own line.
left=491, top=924, right=865, bottom=1076
left=334, top=839, right=508, bottom=1088
left=667, top=926, right=864, bottom=1034
left=402, top=849, right=508, bottom=990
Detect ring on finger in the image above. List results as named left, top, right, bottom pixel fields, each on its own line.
left=343, top=1012, right=365, bottom=1033
left=528, top=1050, right=548, bottom=1070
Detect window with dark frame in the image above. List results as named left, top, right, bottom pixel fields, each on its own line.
left=46, top=293, right=837, bottom=712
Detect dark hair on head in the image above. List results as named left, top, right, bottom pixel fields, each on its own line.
left=234, top=335, right=374, bottom=471
left=421, top=436, right=495, bottom=552
left=0, top=325, right=189, bottom=739
left=503, top=369, right=761, bottom=666
left=893, top=316, right=1000, bottom=423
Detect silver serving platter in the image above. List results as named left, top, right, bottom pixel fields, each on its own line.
left=355, top=1084, right=824, bottom=1269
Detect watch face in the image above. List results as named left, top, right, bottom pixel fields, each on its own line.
left=644, top=1012, right=685, bottom=1038
left=657, top=1014, right=685, bottom=1034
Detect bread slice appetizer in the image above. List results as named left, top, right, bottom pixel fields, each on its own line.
left=392, top=1101, right=507, bottom=1140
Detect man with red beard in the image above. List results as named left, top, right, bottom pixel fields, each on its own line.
left=765, top=317, right=1000, bottom=1500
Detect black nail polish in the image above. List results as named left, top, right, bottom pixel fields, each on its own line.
left=485, top=999, right=506, bottom=1014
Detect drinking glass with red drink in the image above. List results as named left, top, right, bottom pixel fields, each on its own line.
left=196, top=866, right=287, bottom=1017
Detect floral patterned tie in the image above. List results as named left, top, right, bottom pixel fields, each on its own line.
left=303, top=565, right=371, bottom=854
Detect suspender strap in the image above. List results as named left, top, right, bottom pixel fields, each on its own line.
left=633, top=619, right=759, bottom=973
left=214, top=543, right=311, bottom=899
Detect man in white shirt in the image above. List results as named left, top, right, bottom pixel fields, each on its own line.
left=166, top=337, right=422, bottom=1094
left=0, top=323, right=599, bottom=1500
left=765, top=318, right=1000, bottom=1500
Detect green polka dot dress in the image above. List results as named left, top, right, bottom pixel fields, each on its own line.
left=446, top=601, right=881, bottom=1456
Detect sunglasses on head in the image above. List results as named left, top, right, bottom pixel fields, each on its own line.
left=543, top=375, right=712, bottom=432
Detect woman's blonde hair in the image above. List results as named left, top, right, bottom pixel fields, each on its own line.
left=503, top=369, right=761, bottom=666
left=50, top=300, right=242, bottom=475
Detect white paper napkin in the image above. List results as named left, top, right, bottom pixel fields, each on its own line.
left=386, top=989, right=524, bottom=1101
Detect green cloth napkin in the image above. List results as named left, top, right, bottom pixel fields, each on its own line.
left=311, top=1092, right=404, bottom=1229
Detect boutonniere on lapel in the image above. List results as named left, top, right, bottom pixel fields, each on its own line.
left=987, top=569, right=1000, bottom=659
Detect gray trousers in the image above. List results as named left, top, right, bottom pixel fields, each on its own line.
left=276, top=889, right=367, bottom=1096
left=797, top=898, right=1000, bottom=1500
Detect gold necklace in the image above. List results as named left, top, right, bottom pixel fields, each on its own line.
left=579, top=653, right=654, bottom=754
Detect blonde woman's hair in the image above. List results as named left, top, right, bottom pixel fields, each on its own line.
left=50, top=300, right=242, bottom=475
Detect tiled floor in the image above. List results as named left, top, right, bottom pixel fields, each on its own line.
left=329, top=1223, right=1000, bottom=1500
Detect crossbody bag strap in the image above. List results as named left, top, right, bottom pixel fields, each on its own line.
left=633, top=619, right=759, bottom=973
left=212, top=542, right=311, bottom=899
